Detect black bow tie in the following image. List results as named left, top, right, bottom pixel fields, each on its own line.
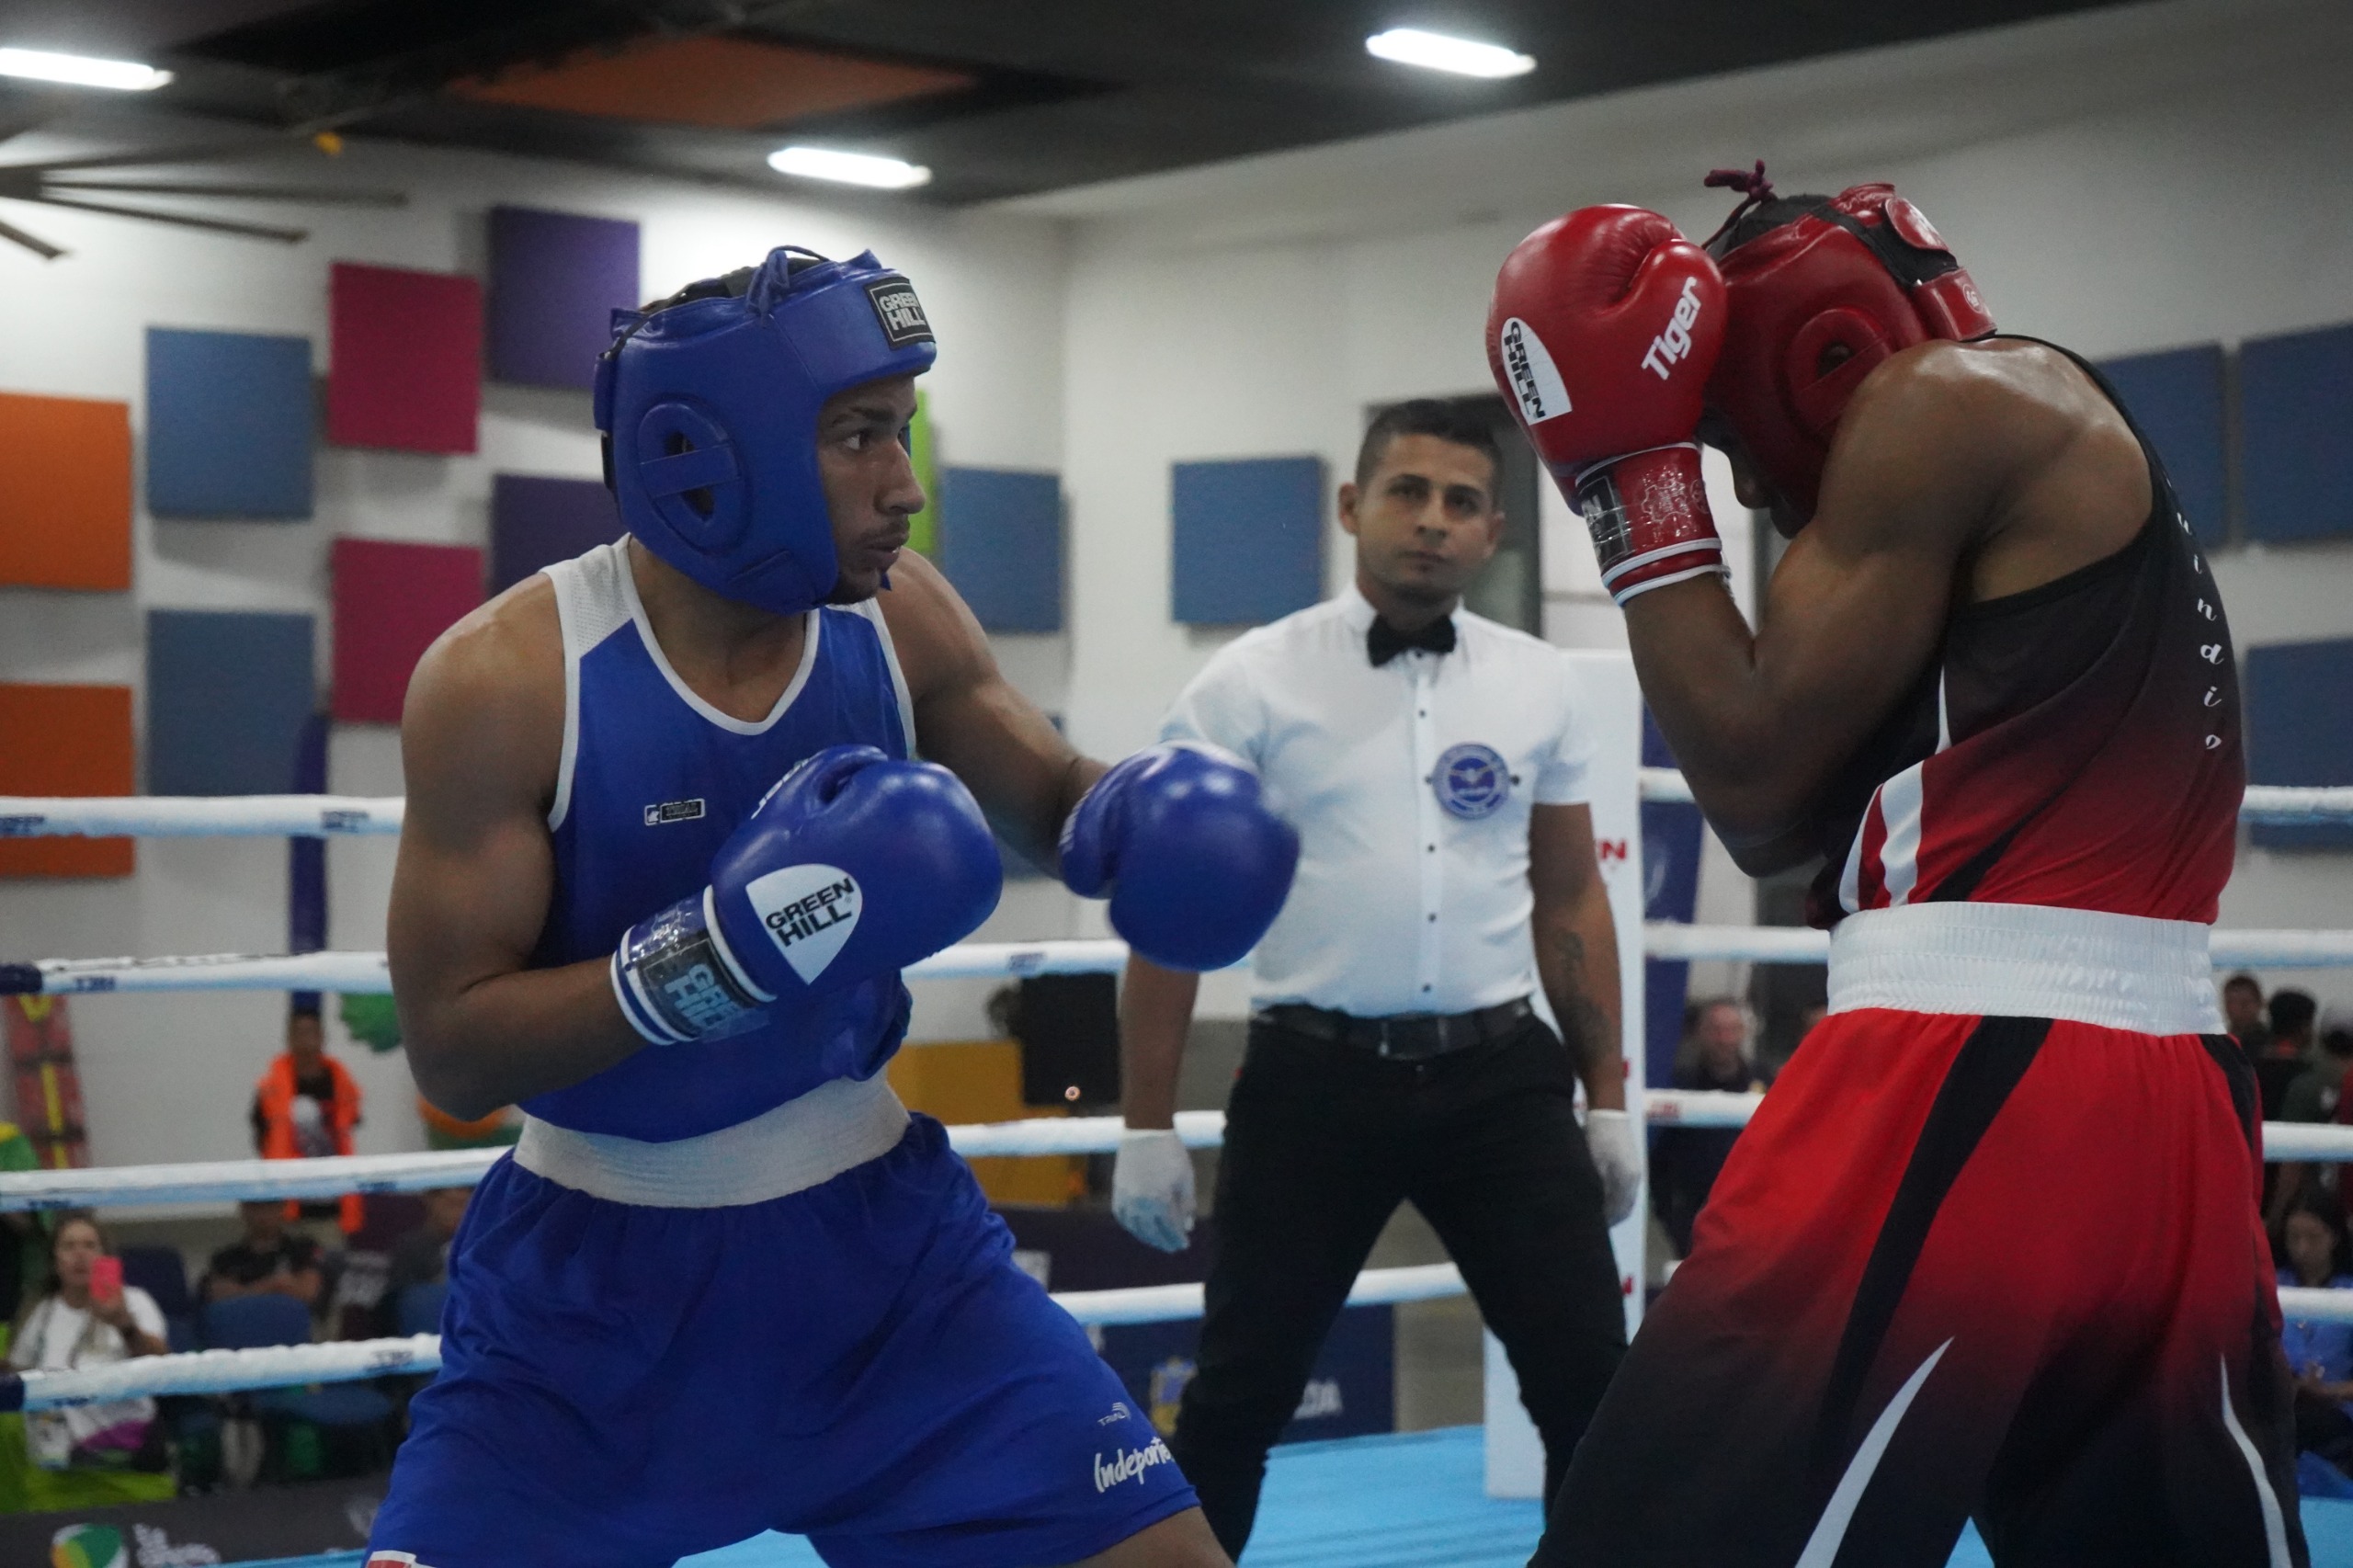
left=1369, top=615, right=1457, bottom=667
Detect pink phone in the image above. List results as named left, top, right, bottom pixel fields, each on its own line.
left=89, top=1256, right=122, bottom=1302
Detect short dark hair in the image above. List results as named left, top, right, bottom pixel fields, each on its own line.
left=2271, top=989, right=2318, bottom=1038
left=1708, top=193, right=1832, bottom=259
left=2281, top=1189, right=2353, bottom=1274
left=1355, top=400, right=1501, bottom=491
left=2222, top=972, right=2264, bottom=996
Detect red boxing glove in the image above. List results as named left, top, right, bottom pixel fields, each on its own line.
left=1489, top=206, right=1730, bottom=604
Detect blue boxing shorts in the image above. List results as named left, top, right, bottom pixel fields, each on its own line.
left=367, top=1094, right=1194, bottom=1568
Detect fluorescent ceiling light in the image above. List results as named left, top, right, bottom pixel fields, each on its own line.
left=1365, top=28, right=1534, bottom=78
left=0, top=47, right=173, bottom=91
left=767, top=146, right=932, bottom=190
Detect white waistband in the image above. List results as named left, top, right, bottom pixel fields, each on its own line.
left=513, top=1074, right=910, bottom=1208
left=1827, top=903, right=2223, bottom=1036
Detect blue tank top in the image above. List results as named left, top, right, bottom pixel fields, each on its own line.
left=522, top=542, right=917, bottom=1141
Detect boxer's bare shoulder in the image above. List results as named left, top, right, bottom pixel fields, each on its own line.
left=1824, top=337, right=2152, bottom=599
left=402, top=572, right=566, bottom=827
left=869, top=546, right=993, bottom=702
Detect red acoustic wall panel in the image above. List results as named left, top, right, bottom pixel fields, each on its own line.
left=326, top=262, right=483, bottom=454
left=331, top=538, right=483, bottom=722
left=0, top=685, right=134, bottom=878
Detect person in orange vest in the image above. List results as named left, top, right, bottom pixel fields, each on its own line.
left=248, top=994, right=363, bottom=1234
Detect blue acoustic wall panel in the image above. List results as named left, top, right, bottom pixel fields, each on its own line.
left=938, top=467, right=1063, bottom=633
left=2245, top=639, right=2353, bottom=850
left=1172, top=457, right=1324, bottom=626
left=491, top=473, right=624, bottom=595
left=145, top=327, right=313, bottom=518
left=487, top=206, right=642, bottom=392
left=2097, top=344, right=2226, bottom=544
left=2242, top=323, right=2353, bottom=544
left=146, top=610, right=316, bottom=796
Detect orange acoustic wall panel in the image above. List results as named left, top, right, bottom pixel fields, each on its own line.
left=0, top=392, right=132, bottom=590
left=0, top=685, right=135, bottom=878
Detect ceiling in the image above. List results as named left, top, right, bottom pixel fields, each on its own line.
left=0, top=0, right=2145, bottom=205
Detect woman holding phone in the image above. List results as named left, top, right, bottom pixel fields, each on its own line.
left=7, top=1210, right=168, bottom=1470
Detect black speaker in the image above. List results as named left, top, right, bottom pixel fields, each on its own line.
left=1010, top=973, right=1121, bottom=1109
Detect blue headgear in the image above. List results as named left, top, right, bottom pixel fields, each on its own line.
left=594, top=246, right=936, bottom=616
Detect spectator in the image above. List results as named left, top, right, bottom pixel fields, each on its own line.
left=2283, top=1012, right=2353, bottom=1127
left=2270, top=1009, right=2353, bottom=1228
left=1651, top=999, right=1770, bottom=1258
left=385, top=1187, right=471, bottom=1307
left=2278, top=1195, right=2353, bottom=1479
left=7, top=1212, right=168, bottom=1471
left=251, top=994, right=364, bottom=1234
left=200, top=1199, right=324, bottom=1308
left=2223, top=972, right=2271, bottom=1057
left=2253, top=989, right=2318, bottom=1126
left=0, top=1119, right=42, bottom=1324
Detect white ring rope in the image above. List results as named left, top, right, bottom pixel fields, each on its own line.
left=0, top=796, right=404, bottom=838
left=0, top=939, right=1140, bottom=997
left=4, top=778, right=2348, bottom=1405
left=12, top=1095, right=2353, bottom=1213
left=17, top=920, right=2353, bottom=1001
left=5, top=777, right=2350, bottom=837
left=14, top=1259, right=2353, bottom=1413
left=0, top=1265, right=1472, bottom=1413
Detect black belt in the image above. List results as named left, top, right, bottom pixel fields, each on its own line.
left=1256, top=997, right=1534, bottom=1061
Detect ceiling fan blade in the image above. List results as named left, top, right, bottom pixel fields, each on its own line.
left=0, top=210, right=64, bottom=259
left=5, top=140, right=306, bottom=177
left=32, top=193, right=308, bottom=244
left=44, top=179, right=408, bottom=207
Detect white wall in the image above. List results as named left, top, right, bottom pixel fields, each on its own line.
left=10, top=0, right=2353, bottom=1165
left=0, top=112, right=1069, bottom=1165
left=1035, top=0, right=2353, bottom=1018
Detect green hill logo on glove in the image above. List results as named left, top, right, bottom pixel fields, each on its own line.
left=747, top=863, right=862, bottom=983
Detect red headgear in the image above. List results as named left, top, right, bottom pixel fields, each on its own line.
left=1702, top=167, right=1995, bottom=520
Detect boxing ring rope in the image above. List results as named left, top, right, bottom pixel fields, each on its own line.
left=0, top=1265, right=1474, bottom=1415
left=14, top=919, right=2353, bottom=1000
left=11, top=1091, right=2353, bottom=1212
left=6, top=775, right=2352, bottom=837
left=6, top=776, right=2353, bottom=1413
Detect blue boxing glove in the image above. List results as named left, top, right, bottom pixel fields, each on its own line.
left=612, top=744, right=1003, bottom=1045
left=1061, top=743, right=1298, bottom=971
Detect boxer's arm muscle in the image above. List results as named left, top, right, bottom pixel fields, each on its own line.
left=876, top=551, right=1104, bottom=869
left=389, top=587, right=643, bottom=1121
left=1628, top=347, right=2040, bottom=868
left=1529, top=804, right=1624, bottom=1111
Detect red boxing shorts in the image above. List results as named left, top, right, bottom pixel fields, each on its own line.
left=1537, top=904, right=2304, bottom=1568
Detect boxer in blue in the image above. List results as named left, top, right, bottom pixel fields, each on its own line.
left=369, top=248, right=1296, bottom=1568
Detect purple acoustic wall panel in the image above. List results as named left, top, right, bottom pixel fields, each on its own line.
left=490, top=473, right=624, bottom=594
left=487, top=206, right=642, bottom=392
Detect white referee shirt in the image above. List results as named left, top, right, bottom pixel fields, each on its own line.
left=1160, top=584, right=1596, bottom=1017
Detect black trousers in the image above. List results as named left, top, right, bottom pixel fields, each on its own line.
left=1168, top=1012, right=1628, bottom=1558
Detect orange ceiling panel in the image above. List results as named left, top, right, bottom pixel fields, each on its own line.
left=454, top=36, right=974, bottom=131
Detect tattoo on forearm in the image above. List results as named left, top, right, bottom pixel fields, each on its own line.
left=1540, top=926, right=1614, bottom=1072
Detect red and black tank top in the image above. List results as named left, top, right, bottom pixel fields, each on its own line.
left=1805, top=341, right=2244, bottom=929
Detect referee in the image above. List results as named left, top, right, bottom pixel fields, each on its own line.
left=1115, top=400, right=1639, bottom=1556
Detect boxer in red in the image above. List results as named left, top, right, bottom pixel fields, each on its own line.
left=1489, top=167, right=2301, bottom=1566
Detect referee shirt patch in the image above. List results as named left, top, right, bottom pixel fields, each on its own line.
left=1433, top=744, right=1512, bottom=820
